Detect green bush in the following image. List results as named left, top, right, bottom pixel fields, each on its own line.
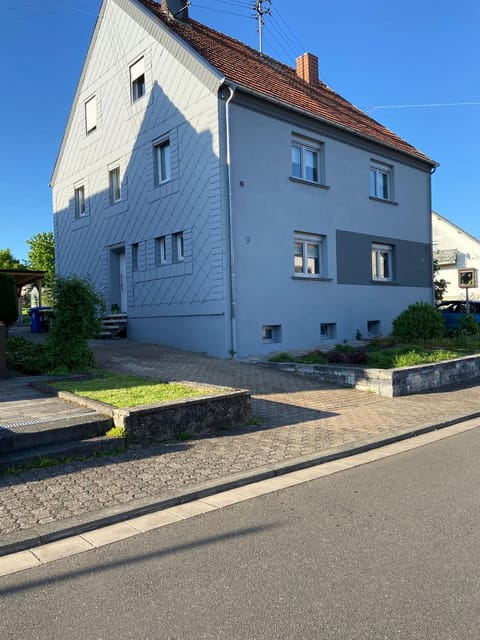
left=45, top=275, right=105, bottom=371
left=392, top=302, right=446, bottom=343
left=6, top=336, right=51, bottom=374
left=458, top=313, right=479, bottom=335
left=0, top=273, right=18, bottom=326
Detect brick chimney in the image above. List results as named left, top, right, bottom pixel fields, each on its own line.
left=161, top=0, right=189, bottom=20
left=295, top=53, right=320, bottom=86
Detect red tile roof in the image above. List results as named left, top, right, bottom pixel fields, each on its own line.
left=138, top=0, right=435, bottom=165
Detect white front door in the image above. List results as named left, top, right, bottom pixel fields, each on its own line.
left=119, top=251, right=127, bottom=312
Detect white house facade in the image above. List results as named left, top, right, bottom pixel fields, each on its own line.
left=432, top=212, right=480, bottom=300
left=51, top=0, right=437, bottom=358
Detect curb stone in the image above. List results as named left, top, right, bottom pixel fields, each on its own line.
left=2, top=410, right=479, bottom=558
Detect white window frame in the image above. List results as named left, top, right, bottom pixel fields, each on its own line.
left=370, top=161, right=393, bottom=200
left=291, top=138, right=322, bottom=183
left=294, top=233, right=325, bottom=277
left=154, top=139, right=171, bottom=185
left=85, top=96, right=97, bottom=134
left=74, top=185, right=86, bottom=218
left=130, top=57, right=145, bottom=102
left=173, top=232, right=184, bottom=262
left=109, top=166, right=121, bottom=203
left=155, top=235, right=167, bottom=265
left=371, top=243, right=393, bottom=281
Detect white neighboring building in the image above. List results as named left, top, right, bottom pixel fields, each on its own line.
left=432, top=212, right=480, bottom=300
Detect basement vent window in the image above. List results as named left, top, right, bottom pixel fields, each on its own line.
left=367, top=320, right=381, bottom=337
left=262, top=325, right=282, bottom=344
left=320, top=323, right=336, bottom=340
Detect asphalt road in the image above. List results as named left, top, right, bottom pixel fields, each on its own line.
left=1, top=426, right=480, bottom=639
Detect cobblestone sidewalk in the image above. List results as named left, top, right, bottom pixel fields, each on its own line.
left=1, top=339, right=479, bottom=537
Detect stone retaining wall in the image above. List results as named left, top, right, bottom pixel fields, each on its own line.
left=113, top=390, right=251, bottom=443
left=266, top=354, right=480, bottom=397
left=34, top=383, right=252, bottom=443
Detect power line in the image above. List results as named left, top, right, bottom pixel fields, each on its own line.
left=367, top=101, right=480, bottom=111
left=193, top=3, right=253, bottom=19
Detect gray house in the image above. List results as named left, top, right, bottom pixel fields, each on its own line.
left=51, top=0, right=437, bottom=358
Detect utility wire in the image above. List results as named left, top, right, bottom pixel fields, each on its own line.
left=367, top=101, right=480, bottom=111
left=194, top=3, right=253, bottom=19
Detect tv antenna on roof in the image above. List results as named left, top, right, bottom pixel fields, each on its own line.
left=254, top=0, right=272, bottom=54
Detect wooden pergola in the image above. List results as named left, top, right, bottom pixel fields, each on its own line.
left=0, top=269, right=46, bottom=313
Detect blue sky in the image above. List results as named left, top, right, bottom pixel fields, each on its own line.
left=1, top=0, right=479, bottom=262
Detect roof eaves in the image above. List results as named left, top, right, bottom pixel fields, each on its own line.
left=231, top=81, right=437, bottom=168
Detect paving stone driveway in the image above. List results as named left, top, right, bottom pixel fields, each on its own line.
left=0, top=339, right=479, bottom=536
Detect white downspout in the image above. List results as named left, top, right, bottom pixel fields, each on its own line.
left=225, top=84, right=237, bottom=357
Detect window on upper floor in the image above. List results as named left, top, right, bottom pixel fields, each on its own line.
left=370, top=161, right=393, bottom=201
left=154, top=139, right=171, bottom=185
left=371, top=243, right=393, bottom=281
left=294, top=232, right=326, bottom=277
left=130, top=57, right=145, bottom=102
left=155, top=235, right=167, bottom=266
left=173, top=232, right=184, bottom=262
left=109, top=166, right=121, bottom=203
left=291, top=137, right=322, bottom=183
left=85, top=96, right=97, bottom=134
left=74, top=185, right=86, bottom=218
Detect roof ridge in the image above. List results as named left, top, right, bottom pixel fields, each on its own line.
left=136, top=0, right=435, bottom=165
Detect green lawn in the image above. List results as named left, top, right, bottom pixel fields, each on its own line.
left=52, top=372, right=219, bottom=408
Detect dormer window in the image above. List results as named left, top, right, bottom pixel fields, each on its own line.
left=130, top=57, right=145, bottom=102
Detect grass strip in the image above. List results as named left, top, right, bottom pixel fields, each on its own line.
left=52, top=372, right=219, bottom=408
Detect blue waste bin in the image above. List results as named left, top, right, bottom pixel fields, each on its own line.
left=29, top=307, right=53, bottom=333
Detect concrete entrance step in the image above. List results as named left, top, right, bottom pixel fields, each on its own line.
left=0, top=413, right=125, bottom=473
left=0, top=413, right=114, bottom=454
left=0, top=435, right=125, bottom=473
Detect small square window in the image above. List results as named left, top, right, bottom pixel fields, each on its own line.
left=130, top=57, right=145, bottom=102
left=85, top=96, right=96, bottom=134
left=291, top=138, right=321, bottom=183
left=132, top=243, right=139, bottom=272
left=154, top=139, right=171, bottom=185
left=371, top=243, right=393, bottom=281
left=173, top=232, right=184, bottom=262
left=370, top=161, right=392, bottom=200
left=262, top=325, right=282, bottom=344
left=320, top=323, right=337, bottom=340
left=155, top=236, right=167, bottom=265
left=294, top=233, right=325, bottom=277
left=109, top=167, right=121, bottom=203
left=74, top=185, right=86, bottom=218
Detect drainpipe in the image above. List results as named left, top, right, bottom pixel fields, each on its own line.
left=225, top=83, right=237, bottom=357
left=429, top=165, right=437, bottom=305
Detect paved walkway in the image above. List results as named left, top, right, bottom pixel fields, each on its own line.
left=1, top=338, right=479, bottom=541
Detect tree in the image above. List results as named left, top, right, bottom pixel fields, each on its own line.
left=0, top=273, right=18, bottom=326
left=0, top=248, right=23, bottom=271
left=434, top=259, right=449, bottom=303
left=0, top=272, right=18, bottom=376
left=27, top=231, right=55, bottom=301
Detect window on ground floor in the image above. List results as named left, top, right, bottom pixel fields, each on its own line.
left=294, top=233, right=326, bottom=277
left=371, top=243, right=393, bottom=281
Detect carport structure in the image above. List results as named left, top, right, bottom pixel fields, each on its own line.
left=0, top=269, right=46, bottom=316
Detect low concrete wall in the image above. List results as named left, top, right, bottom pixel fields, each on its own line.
left=265, top=354, right=480, bottom=397
left=113, top=390, right=251, bottom=443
